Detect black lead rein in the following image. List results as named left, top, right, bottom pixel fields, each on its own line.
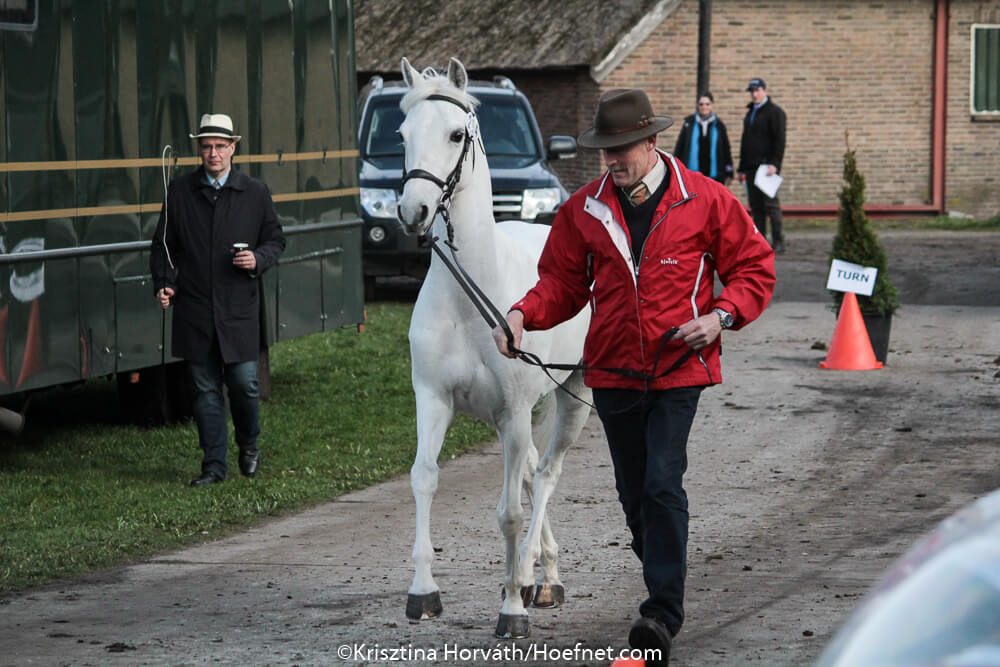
left=427, top=233, right=696, bottom=409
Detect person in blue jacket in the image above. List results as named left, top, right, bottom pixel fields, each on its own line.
left=672, top=92, right=733, bottom=185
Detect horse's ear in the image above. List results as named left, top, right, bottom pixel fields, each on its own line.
left=446, top=58, right=468, bottom=91
left=401, top=57, right=420, bottom=88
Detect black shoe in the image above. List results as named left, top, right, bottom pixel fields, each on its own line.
left=773, top=239, right=786, bottom=254
left=629, top=616, right=672, bottom=665
left=239, top=450, right=260, bottom=477
left=190, top=472, right=224, bottom=487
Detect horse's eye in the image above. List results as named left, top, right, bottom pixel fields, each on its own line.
left=450, top=130, right=465, bottom=143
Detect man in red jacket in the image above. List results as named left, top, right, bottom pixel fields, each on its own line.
left=493, top=89, right=775, bottom=663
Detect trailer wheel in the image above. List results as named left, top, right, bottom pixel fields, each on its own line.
left=117, top=366, right=172, bottom=426
left=117, top=361, right=191, bottom=426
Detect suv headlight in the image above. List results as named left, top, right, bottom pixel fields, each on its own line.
left=360, top=187, right=399, bottom=219
left=521, top=187, right=561, bottom=221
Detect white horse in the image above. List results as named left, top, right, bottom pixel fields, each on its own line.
left=396, top=57, right=592, bottom=639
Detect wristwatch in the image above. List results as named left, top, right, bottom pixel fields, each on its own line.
left=714, top=307, right=734, bottom=330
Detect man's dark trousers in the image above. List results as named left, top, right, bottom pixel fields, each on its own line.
left=188, top=336, right=261, bottom=479
left=593, top=386, right=704, bottom=637
left=747, top=179, right=784, bottom=245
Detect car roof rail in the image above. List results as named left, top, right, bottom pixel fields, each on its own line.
left=369, top=75, right=384, bottom=90
left=492, top=75, right=516, bottom=90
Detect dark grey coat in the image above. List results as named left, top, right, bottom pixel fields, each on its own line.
left=150, top=167, right=285, bottom=364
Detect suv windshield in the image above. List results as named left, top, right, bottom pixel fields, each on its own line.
left=362, top=94, right=541, bottom=169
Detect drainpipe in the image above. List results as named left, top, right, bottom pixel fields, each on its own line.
left=785, top=0, right=947, bottom=218
left=931, top=0, right=947, bottom=211
left=697, top=0, right=711, bottom=96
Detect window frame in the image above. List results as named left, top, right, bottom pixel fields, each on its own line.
left=0, top=0, right=38, bottom=32
left=970, top=23, right=1000, bottom=118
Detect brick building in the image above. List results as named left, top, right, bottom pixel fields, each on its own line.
left=356, top=0, right=1000, bottom=218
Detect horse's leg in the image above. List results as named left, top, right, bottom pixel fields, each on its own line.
left=495, top=411, right=533, bottom=638
left=525, top=466, right=564, bottom=608
left=406, top=384, right=454, bottom=621
left=519, top=371, right=592, bottom=609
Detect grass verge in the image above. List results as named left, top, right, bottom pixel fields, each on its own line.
left=786, top=214, right=1000, bottom=232
left=0, top=302, right=493, bottom=592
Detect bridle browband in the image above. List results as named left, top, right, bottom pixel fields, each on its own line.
left=400, top=92, right=695, bottom=408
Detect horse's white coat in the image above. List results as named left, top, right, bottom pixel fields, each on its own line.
left=397, top=57, right=592, bottom=634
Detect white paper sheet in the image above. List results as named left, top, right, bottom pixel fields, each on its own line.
left=754, top=164, right=783, bottom=198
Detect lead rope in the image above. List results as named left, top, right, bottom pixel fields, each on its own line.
left=427, top=232, right=696, bottom=410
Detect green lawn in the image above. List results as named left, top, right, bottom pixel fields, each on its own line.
left=0, top=302, right=493, bottom=592
left=786, top=214, right=1000, bottom=232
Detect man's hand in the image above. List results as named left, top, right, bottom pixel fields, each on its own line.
left=233, top=250, right=257, bottom=270
left=766, top=164, right=778, bottom=177
left=674, top=312, right=722, bottom=350
left=157, top=287, right=175, bottom=310
left=492, top=310, right=525, bottom=358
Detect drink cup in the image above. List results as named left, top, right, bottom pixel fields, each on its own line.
left=232, top=242, right=249, bottom=254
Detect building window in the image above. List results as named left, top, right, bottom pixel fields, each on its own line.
left=0, top=0, right=36, bottom=32
left=970, top=24, right=1000, bottom=116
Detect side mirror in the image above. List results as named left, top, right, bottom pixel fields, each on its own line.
left=546, top=135, right=577, bottom=160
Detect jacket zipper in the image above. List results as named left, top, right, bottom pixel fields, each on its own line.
left=630, top=194, right=697, bottom=381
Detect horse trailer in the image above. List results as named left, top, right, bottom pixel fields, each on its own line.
left=0, top=0, right=364, bottom=428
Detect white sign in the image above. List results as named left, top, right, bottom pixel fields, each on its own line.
left=754, top=164, right=783, bottom=198
left=826, top=259, right=878, bottom=296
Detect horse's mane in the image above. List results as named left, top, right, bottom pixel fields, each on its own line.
left=400, top=70, right=479, bottom=114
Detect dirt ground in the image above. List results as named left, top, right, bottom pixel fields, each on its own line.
left=1, top=230, right=999, bottom=666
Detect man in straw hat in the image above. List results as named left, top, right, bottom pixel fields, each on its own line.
left=493, top=89, right=775, bottom=662
left=151, top=113, right=285, bottom=487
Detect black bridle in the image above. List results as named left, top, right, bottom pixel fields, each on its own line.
left=400, top=94, right=476, bottom=247
left=400, top=93, right=695, bottom=407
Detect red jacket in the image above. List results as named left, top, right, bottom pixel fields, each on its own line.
left=513, top=151, right=775, bottom=390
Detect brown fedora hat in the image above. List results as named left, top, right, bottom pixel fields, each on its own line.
left=578, top=89, right=673, bottom=149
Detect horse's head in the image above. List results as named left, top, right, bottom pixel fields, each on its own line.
left=396, top=57, right=480, bottom=236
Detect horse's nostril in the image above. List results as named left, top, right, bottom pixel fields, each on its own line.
left=419, top=205, right=429, bottom=222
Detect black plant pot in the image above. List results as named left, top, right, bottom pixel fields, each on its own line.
left=860, top=311, right=892, bottom=364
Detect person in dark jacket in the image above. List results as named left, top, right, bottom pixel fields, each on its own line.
left=150, top=113, right=285, bottom=487
left=738, top=77, right=787, bottom=253
left=673, top=92, right=733, bottom=184
left=493, top=89, right=775, bottom=664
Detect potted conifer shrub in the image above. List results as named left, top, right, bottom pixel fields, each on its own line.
left=830, top=143, right=900, bottom=363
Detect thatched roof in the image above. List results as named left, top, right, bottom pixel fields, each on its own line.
left=354, top=0, right=666, bottom=73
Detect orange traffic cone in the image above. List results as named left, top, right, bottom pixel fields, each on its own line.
left=820, top=292, right=882, bottom=370
left=611, top=657, right=645, bottom=667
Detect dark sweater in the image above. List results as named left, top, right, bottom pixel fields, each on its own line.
left=615, top=171, right=670, bottom=265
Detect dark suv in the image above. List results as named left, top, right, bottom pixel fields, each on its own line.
left=357, top=75, right=577, bottom=297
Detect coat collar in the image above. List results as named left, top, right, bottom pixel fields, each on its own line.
left=591, top=149, right=693, bottom=215
left=190, top=166, right=248, bottom=191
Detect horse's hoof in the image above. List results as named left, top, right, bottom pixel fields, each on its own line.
left=495, top=613, right=530, bottom=638
left=532, top=583, right=565, bottom=608
left=405, top=591, right=443, bottom=620
left=499, top=585, right=535, bottom=608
